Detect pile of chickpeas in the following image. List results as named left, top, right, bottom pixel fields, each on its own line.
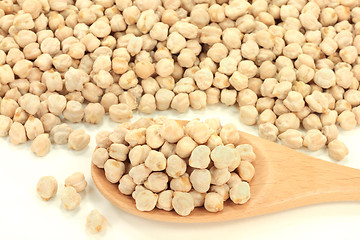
left=1, top=0, right=359, bottom=223
left=0, top=0, right=357, bottom=161
left=92, top=117, right=255, bottom=216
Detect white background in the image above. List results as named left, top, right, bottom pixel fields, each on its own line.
left=0, top=104, right=360, bottom=240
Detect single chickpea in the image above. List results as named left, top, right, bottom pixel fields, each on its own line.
left=185, top=121, right=212, bottom=144
left=156, top=58, right=174, bottom=78
left=124, top=128, right=146, bottom=147
left=175, top=136, right=197, bottom=159
left=9, top=122, right=27, bottom=145
left=188, top=145, right=210, bottom=169
left=118, top=174, right=136, bottom=196
left=143, top=172, right=168, bottom=193
left=283, top=91, right=305, bottom=112
left=211, top=145, right=238, bottom=170
left=278, top=129, right=303, bottom=149
left=154, top=89, right=174, bottom=110
left=188, top=190, right=205, bottom=207
left=165, top=154, right=186, bottom=178
left=258, top=123, right=279, bottom=142
left=328, top=140, right=349, bottom=161
left=109, top=103, right=133, bottom=123
left=217, top=123, right=238, bottom=146
left=237, top=161, right=255, bottom=182
left=171, top=93, right=190, bottom=113
left=40, top=113, right=60, bottom=133
left=229, top=181, right=251, bottom=204
left=206, top=88, right=220, bottom=105
left=37, top=176, right=58, bottom=201
left=68, top=129, right=90, bottom=151
left=305, top=91, right=329, bottom=114
left=65, top=172, right=87, bottom=193
left=303, top=129, right=327, bottom=151
left=172, top=191, right=194, bottom=216
left=61, top=186, right=81, bottom=210
left=204, top=192, right=223, bottom=213
left=144, top=150, right=167, bottom=171
left=24, top=115, right=44, bottom=141
left=239, top=105, right=258, bottom=126
left=49, top=123, right=73, bottom=145
left=156, top=190, right=173, bottom=211
left=128, top=145, right=150, bottom=167
left=104, top=159, right=125, bottom=184
left=86, top=209, right=107, bottom=234
left=62, top=100, right=84, bottom=123
left=170, top=173, right=192, bottom=192
left=189, top=90, right=207, bottom=110
left=337, top=110, right=357, bottom=130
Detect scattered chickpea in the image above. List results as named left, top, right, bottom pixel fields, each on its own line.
left=61, top=186, right=81, bottom=210
left=328, top=139, right=349, bottom=161
left=68, top=129, right=90, bottom=151
left=86, top=210, right=107, bottom=234
left=37, top=176, right=58, bottom=201
left=65, top=172, right=87, bottom=192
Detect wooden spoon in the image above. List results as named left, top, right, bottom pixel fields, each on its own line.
left=92, top=123, right=360, bottom=223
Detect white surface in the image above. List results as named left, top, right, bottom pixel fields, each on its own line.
left=1, top=104, right=360, bottom=240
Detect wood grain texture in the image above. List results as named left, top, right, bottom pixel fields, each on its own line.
left=92, top=127, right=360, bottom=223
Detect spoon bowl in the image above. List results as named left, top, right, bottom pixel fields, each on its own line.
left=92, top=124, right=360, bottom=223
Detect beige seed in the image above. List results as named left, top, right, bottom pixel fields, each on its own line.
left=37, top=176, right=58, bottom=201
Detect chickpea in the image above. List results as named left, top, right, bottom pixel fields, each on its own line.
left=305, top=91, right=329, bottom=114
left=186, top=145, right=210, bottom=169
left=175, top=136, right=197, bottom=159
left=128, top=145, right=149, bottom=167
left=237, top=161, right=255, bottom=182
left=109, top=103, right=133, bottom=123
left=170, top=173, right=192, bottom=192
left=144, top=172, right=168, bottom=193
left=160, top=141, right=176, bottom=158
left=0, top=65, right=14, bottom=85
left=68, top=129, right=90, bottom=151
left=239, top=105, right=258, bottom=126
left=164, top=154, right=186, bottom=178
left=154, top=89, right=174, bottom=111
left=337, top=110, right=357, bottom=130
left=204, top=192, right=224, bottom=213
left=278, top=129, right=303, bottom=149
left=9, top=122, right=27, bottom=145
left=156, top=190, right=173, bottom=211
left=229, top=182, right=250, bottom=204
left=104, top=159, right=125, bottom=184
left=118, top=174, right=136, bottom=196
left=0, top=115, right=12, bottom=138
left=303, top=114, right=322, bottom=131
left=37, top=176, right=58, bottom=201
left=86, top=209, right=107, bottom=234
left=29, top=132, right=50, bottom=158
left=258, top=122, right=279, bottom=142
left=24, top=115, right=44, bottom=141
left=303, top=129, right=327, bottom=151
left=144, top=150, right=166, bottom=171
left=40, top=113, right=60, bottom=133
left=172, top=191, right=194, bottom=216
left=185, top=121, right=212, bottom=144
left=160, top=119, right=184, bottom=143
left=65, top=172, right=87, bottom=193
left=206, top=87, right=220, bottom=105
left=61, top=186, right=81, bottom=210
left=124, top=128, right=146, bottom=146
left=328, top=139, right=349, bottom=161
